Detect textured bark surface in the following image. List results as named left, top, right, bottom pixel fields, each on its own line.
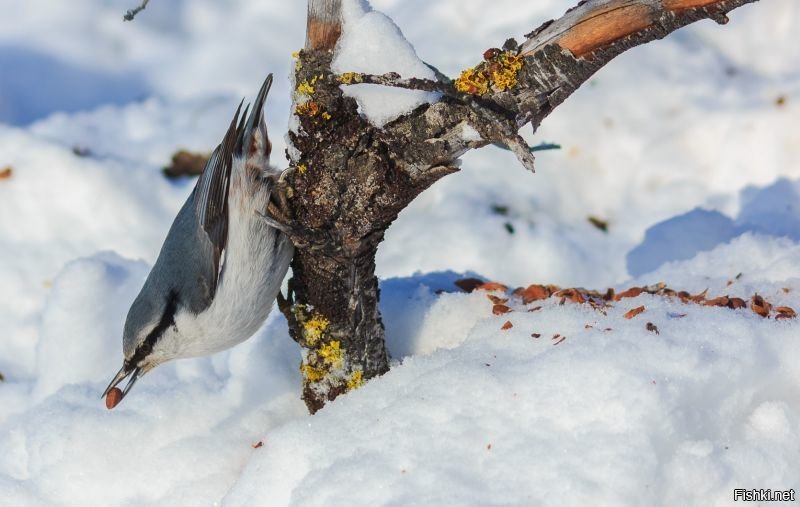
left=277, top=0, right=758, bottom=413
left=305, top=0, right=341, bottom=51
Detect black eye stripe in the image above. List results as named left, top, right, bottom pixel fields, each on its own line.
left=128, top=289, right=179, bottom=367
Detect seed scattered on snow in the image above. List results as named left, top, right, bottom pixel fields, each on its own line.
left=624, top=306, right=645, bottom=319
left=477, top=282, right=508, bottom=292
left=492, top=304, right=511, bottom=315
left=750, top=294, right=771, bottom=318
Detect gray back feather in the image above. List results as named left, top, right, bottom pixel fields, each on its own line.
left=123, top=75, right=274, bottom=358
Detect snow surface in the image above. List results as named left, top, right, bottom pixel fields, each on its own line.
left=1, top=0, right=799, bottom=505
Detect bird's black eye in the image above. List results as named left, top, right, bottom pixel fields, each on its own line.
left=128, top=290, right=179, bottom=366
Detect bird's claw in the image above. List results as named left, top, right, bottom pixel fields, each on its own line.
left=257, top=206, right=330, bottom=251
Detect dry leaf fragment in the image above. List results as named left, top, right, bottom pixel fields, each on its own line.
left=72, top=145, right=92, bottom=157
left=454, top=278, right=484, bottom=293
left=0, top=166, right=12, bottom=180
left=615, top=287, right=643, bottom=300
left=623, top=305, right=646, bottom=319
left=105, top=387, right=123, bottom=410
left=487, top=294, right=508, bottom=304
left=252, top=441, right=264, bottom=449
left=501, top=320, right=513, bottom=330
left=527, top=305, right=542, bottom=312
left=703, top=296, right=729, bottom=307
left=727, top=297, right=746, bottom=310
left=492, top=304, right=511, bottom=315
left=531, top=333, right=541, bottom=338
left=478, top=282, right=508, bottom=292
left=552, top=334, right=566, bottom=345
left=782, top=287, right=791, bottom=294
left=644, top=282, right=666, bottom=293
left=646, top=322, right=659, bottom=334
left=587, top=216, right=608, bottom=232
left=554, top=288, right=584, bottom=304
left=690, top=289, right=709, bottom=303
left=775, top=306, right=797, bottom=320
left=517, top=284, right=549, bottom=303
left=584, top=324, right=593, bottom=329
left=750, top=294, right=771, bottom=318
left=163, top=149, right=210, bottom=179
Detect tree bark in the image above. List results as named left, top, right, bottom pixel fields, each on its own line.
left=277, top=0, right=758, bottom=413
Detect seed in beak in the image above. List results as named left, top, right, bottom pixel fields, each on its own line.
left=105, top=387, right=123, bottom=409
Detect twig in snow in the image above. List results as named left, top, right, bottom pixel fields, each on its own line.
left=123, top=0, right=150, bottom=21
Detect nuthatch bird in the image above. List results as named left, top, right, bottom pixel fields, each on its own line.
left=102, top=74, right=294, bottom=407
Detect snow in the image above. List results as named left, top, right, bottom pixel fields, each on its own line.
left=331, top=0, right=439, bottom=127
left=1, top=0, right=799, bottom=505
left=461, top=124, right=483, bottom=142
left=227, top=269, right=800, bottom=506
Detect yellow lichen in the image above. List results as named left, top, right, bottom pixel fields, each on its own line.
left=318, top=341, right=343, bottom=368
left=337, top=72, right=361, bottom=85
left=296, top=80, right=315, bottom=96
left=455, top=67, right=489, bottom=96
left=455, top=50, right=524, bottom=95
left=346, top=370, right=363, bottom=391
left=297, top=163, right=308, bottom=175
left=304, top=313, right=329, bottom=344
left=291, top=51, right=300, bottom=59
left=321, top=111, right=332, bottom=121
left=295, top=100, right=322, bottom=117
left=490, top=52, right=523, bottom=91
left=300, top=362, right=325, bottom=383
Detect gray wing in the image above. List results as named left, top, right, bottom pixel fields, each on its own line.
left=191, top=102, right=243, bottom=297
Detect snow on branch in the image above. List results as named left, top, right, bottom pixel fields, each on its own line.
left=123, top=0, right=150, bottom=21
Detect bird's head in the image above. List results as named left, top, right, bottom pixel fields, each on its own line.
left=102, top=288, right=180, bottom=408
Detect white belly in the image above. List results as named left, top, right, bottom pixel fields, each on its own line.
left=171, top=172, right=293, bottom=358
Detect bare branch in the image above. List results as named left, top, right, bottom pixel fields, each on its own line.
left=335, top=72, right=456, bottom=96
left=123, top=0, right=150, bottom=22
left=391, top=0, right=758, bottom=176
left=306, top=0, right=342, bottom=50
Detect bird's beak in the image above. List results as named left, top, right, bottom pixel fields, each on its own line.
left=101, top=363, right=143, bottom=405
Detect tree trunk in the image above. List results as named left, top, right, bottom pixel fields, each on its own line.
left=275, top=0, right=758, bottom=413
left=282, top=246, right=387, bottom=414
left=276, top=1, right=434, bottom=412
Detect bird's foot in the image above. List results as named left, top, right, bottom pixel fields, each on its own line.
left=257, top=205, right=331, bottom=251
